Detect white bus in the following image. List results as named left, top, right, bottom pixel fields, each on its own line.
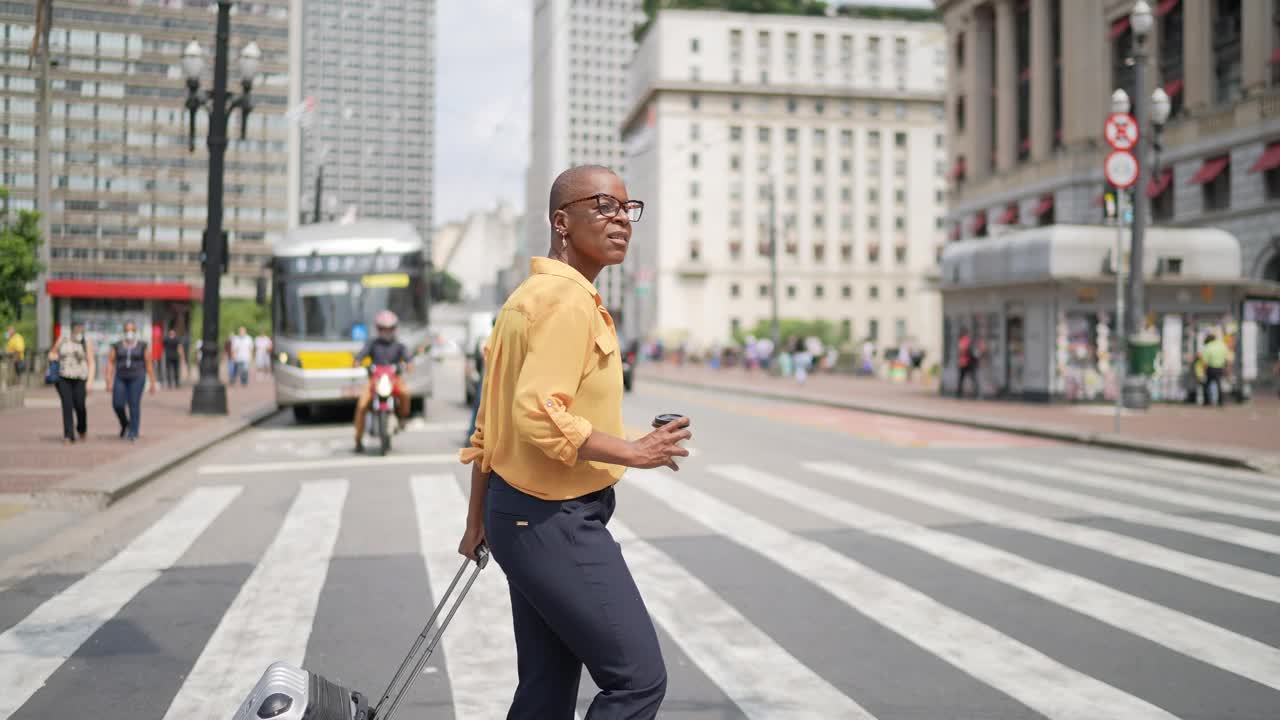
left=268, top=220, right=435, bottom=421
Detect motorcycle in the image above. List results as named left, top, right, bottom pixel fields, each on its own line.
left=366, top=364, right=400, bottom=456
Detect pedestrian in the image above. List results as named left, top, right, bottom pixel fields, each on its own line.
left=1198, top=332, right=1230, bottom=406
left=106, top=321, right=156, bottom=441
left=162, top=328, right=185, bottom=388
left=48, top=320, right=94, bottom=444
left=456, top=165, right=689, bottom=719
left=230, top=326, right=253, bottom=386
left=957, top=328, right=979, bottom=398
left=5, top=324, right=25, bottom=376
left=254, top=330, right=272, bottom=379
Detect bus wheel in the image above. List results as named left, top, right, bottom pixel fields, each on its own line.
left=292, top=405, right=312, bottom=423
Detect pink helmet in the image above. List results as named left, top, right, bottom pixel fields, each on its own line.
left=374, top=310, right=399, bottom=329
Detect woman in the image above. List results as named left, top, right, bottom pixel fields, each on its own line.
left=457, top=165, right=691, bottom=719
left=105, top=321, right=157, bottom=441
left=48, top=321, right=94, bottom=444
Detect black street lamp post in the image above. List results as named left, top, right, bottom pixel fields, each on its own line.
left=181, top=1, right=259, bottom=415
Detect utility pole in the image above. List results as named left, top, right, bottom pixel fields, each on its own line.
left=34, top=0, right=53, bottom=351
left=767, top=175, right=780, bottom=359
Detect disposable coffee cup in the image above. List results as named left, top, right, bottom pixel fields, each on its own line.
left=652, top=413, right=685, bottom=429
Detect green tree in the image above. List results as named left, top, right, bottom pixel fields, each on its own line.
left=733, top=317, right=841, bottom=348
left=432, top=270, right=463, bottom=303
left=190, top=298, right=272, bottom=347
left=0, top=187, right=43, bottom=326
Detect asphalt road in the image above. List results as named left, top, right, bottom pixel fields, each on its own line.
left=2, top=360, right=1279, bottom=719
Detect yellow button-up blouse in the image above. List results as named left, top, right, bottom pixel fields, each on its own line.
left=458, top=257, right=626, bottom=499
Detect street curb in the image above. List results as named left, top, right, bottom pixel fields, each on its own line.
left=646, top=375, right=1280, bottom=476
left=6, top=402, right=281, bottom=511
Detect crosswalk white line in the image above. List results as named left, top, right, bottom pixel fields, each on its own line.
left=609, top=518, right=874, bottom=719
left=716, top=464, right=1280, bottom=691
left=806, top=461, right=1280, bottom=604
left=987, top=458, right=1280, bottom=524
left=627, top=470, right=1179, bottom=720
left=1141, top=457, right=1280, bottom=487
left=162, top=480, right=348, bottom=720
left=0, top=485, right=241, bottom=718
left=1069, top=458, right=1280, bottom=505
left=905, top=460, right=1280, bottom=556
left=411, top=474, right=518, bottom=720
left=199, top=454, right=456, bottom=475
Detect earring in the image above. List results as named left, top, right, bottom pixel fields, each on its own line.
left=560, top=232, right=568, bottom=250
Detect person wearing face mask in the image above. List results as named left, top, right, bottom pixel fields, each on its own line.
left=350, top=310, right=411, bottom=452
left=48, top=321, right=95, bottom=444
left=105, top=321, right=157, bottom=441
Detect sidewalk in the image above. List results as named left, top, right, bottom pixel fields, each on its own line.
left=642, top=363, right=1280, bottom=475
left=0, top=376, right=278, bottom=508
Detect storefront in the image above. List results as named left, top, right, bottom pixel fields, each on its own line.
left=47, top=280, right=198, bottom=373
left=938, top=224, right=1280, bottom=402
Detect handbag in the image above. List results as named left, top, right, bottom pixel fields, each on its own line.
left=44, top=359, right=60, bottom=385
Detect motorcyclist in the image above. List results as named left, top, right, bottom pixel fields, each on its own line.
left=352, top=310, right=412, bottom=452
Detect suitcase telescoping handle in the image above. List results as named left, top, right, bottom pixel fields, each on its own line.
left=373, top=543, right=490, bottom=720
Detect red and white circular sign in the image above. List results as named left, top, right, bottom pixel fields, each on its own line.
left=1104, top=112, right=1139, bottom=151
left=1104, top=149, right=1139, bottom=188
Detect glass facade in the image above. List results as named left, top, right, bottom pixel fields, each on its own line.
left=1, top=0, right=290, bottom=294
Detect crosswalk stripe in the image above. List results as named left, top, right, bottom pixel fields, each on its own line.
left=1140, top=457, right=1280, bottom=487
left=411, top=474, right=518, bottom=720
left=1069, top=458, right=1280, bottom=505
left=0, top=485, right=241, bottom=718
left=987, top=458, right=1280, bottom=524
left=629, top=469, right=1179, bottom=720
left=197, top=454, right=456, bottom=475
left=806, top=461, right=1280, bottom=604
left=717, top=464, right=1280, bottom=691
left=161, top=480, right=348, bottom=720
left=904, top=460, right=1280, bottom=556
left=609, top=518, right=875, bottom=719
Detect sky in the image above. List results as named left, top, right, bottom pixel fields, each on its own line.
left=433, top=0, right=934, bottom=227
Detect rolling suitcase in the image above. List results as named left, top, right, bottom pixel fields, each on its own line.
left=232, top=545, right=490, bottom=720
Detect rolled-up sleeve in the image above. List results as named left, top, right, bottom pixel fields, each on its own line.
left=511, top=302, right=595, bottom=465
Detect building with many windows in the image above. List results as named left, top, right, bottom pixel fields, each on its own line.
left=2, top=0, right=290, bottom=342
left=621, top=8, right=947, bottom=359
left=523, top=0, right=644, bottom=319
left=289, top=0, right=436, bottom=251
left=938, top=0, right=1280, bottom=398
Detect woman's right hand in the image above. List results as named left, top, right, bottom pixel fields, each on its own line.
left=629, top=416, right=693, bottom=471
left=457, top=520, right=486, bottom=562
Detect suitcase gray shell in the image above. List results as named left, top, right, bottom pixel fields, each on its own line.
left=232, top=661, right=369, bottom=720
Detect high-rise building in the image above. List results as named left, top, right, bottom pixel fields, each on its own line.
left=2, top=0, right=290, bottom=338
left=524, top=0, right=644, bottom=322
left=622, top=8, right=948, bottom=358
left=936, top=0, right=1280, bottom=397
left=290, top=0, right=436, bottom=251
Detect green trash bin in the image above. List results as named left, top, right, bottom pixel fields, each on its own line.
left=1128, top=336, right=1160, bottom=376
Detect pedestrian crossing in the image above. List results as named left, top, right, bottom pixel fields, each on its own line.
left=1, top=452, right=1278, bottom=719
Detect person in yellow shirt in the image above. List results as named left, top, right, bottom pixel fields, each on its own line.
left=456, top=165, right=690, bottom=719
left=1199, top=333, right=1231, bottom=406
left=5, top=325, right=26, bottom=374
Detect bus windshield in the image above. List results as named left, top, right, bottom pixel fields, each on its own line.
left=276, top=273, right=427, bottom=341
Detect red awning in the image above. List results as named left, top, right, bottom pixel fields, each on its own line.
left=1109, top=17, right=1130, bottom=40
left=1145, top=168, right=1173, bottom=198
left=46, top=279, right=199, bottom=301
left=971, top=211, right=987, bottom=234
left=997, top=204, right=1018, bottom=225
left=1032, top=194, right=1054, bottom=217
left=1250, top=142, right=1280, bottom=174
left=1164, top=77, right=1184, bottom=97
left=1189, top=155, right=1230, bottom=185
left=1156, top=0, right=1179, bottom=16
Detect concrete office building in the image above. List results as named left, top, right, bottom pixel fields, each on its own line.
left=524, top=0, right=644, bottom=322
left=290, top=0, right=436, bottom=250
left=622, top=8, right=948, bottom=358
left=2, top=0, right=289, bottom=341
left=937, top=0, right=1280, bottom=397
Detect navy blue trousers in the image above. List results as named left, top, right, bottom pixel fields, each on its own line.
left=484, top=473, right=666, bottom=720
left=112, top=375, right=145, bottom=439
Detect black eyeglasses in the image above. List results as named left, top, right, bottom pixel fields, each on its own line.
left=559, top=193, right=644, bottom=222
